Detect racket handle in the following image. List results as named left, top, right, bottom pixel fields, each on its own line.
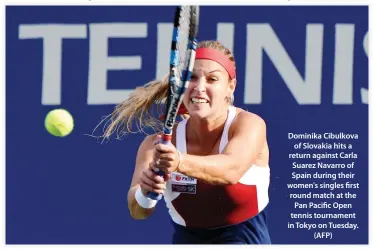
left=147, top=134, right=172, bottom=200
left=147, top=168, right=164, bottom=200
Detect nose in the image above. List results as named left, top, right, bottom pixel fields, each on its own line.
left=192, top=78, right=206, bottom=93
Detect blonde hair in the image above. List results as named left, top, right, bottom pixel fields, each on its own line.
left=98, top=40, right=236, bottom=140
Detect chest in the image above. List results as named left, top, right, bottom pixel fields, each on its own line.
left=186, top=139, right=222, bottom=156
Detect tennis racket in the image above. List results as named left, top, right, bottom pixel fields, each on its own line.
left=148, top=5, right=199, bottom=200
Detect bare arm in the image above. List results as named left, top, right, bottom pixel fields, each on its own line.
left=155, top=112, right=266, bottom=185
left=180, top=113, right=266, bottom=184
left=128, top=134, right=159, bottom=219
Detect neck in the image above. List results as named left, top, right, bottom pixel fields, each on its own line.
left=187, top=106, right=230, bottom=145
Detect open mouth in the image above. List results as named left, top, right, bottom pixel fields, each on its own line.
left=191, top=97, right=209, bottom=104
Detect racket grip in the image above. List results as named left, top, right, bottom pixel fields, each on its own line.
left=147, top=168, right=164, bottom=200
left=147, top=134, right=172, bottom=200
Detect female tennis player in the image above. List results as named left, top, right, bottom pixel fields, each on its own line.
left=103, top=40, right=271, bottom=244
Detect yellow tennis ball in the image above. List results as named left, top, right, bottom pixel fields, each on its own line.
left=44, top=109, right=74, bottom=137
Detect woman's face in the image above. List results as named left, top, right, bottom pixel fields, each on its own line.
left=183, top=59, right=236, bottom=119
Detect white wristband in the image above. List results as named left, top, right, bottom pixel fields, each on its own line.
left=135, top=187, right=158, bottom=209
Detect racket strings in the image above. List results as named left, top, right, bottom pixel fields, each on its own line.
left=176, top=6, right=192, bottom=85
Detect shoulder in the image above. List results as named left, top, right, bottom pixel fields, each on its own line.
left=230, top=107, right=266, bottom=136
left=139, top=120, right=183, bottom=149
left=138, top=133, right=159, bottom=152
left=234, top=107, right=266, bottom=129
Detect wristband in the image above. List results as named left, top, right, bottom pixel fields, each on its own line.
left=135, top=187, right=159, bottom=209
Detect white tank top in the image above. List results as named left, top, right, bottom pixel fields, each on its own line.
left=163, top=106, right=270, bottom=228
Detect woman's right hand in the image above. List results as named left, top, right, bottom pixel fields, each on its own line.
left=139, top=166, right=170, bottom=196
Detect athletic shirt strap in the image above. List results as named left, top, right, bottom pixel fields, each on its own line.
left=176, top=118, right=187, bottom=153
left=219, top=106, right=236, bottom=153
left=176, top=106, right=236, bottom=154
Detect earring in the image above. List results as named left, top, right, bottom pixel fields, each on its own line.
left=226, top=94, right=234, bottom=104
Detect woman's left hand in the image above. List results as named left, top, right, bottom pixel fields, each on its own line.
left=152, top=135, right=181, bottom=174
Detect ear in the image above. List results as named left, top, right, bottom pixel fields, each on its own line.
left=227, top=78, right=237, bottom=96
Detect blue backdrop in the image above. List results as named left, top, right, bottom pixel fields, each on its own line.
left=6, top=6, right=368, bottom=244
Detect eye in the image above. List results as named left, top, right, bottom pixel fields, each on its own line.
left=190, top=74, right=197, bottom=80
left=207, top=76, right=218, bottom=83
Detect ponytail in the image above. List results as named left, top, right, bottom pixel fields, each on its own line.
left=97, top=74, right=170, bottom=140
